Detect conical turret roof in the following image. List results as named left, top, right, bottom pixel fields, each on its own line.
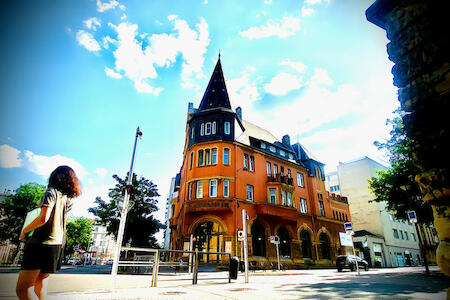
left=198, top=58, right=231, bottom=111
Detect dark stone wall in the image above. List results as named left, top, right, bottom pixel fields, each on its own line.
left=366, top=0, right=450, bottom=276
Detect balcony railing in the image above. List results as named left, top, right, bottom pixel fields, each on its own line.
left=266, top=173, right=294, bottom=186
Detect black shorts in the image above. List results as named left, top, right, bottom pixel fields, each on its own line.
left=21, top=243, right=64, bottom=273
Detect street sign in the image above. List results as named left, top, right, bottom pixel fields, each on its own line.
left=238, top=229, right=245, bottom=241
left=407, top=211, right=417, bottom=223
left=339, top=232, right=353, bottom=247
left=73, top=245, right=79, bottom=251
left=344, top=222, right=353, bottom=235
left=270, top=235, right=280, bottom=245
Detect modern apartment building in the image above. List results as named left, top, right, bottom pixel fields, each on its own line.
left=325, top=157, right=422, bottom=267
left=89, top=222, right=116, bottom=261
left=167, top=58, right=352, bottom=268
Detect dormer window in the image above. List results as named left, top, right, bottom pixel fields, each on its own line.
left=201, top=124, right=205, bottom=136
left=224, top=122, right=230, bottom=135
left=212, top=121, right=216, bottom=134
left=289, top=153, right=293, bottom=159
left=261, top=142, right=266, bottom=149
left=270, top=146, right=276, bottom=153
left=205, top=123, right=211, bottom=135
left=280, top=150, right=285, bottom=156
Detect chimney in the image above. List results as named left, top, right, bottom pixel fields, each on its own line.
left=236, top=107, right=242, bottom=120
left=282, top=134, right=290, bottom=147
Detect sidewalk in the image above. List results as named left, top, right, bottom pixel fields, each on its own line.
left=0, top=267, right=447, bottom=299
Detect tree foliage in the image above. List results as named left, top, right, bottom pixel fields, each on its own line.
left=88, top=173, right=164, bottom=248
left=0, top=183, right=46, bottom=243
left=369, top=109, right=433, bottom=224
left=66, top=218, right=93, bottom=254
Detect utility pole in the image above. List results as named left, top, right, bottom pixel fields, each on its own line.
left=111, top=127, right=143, bottom=286
left=415, top=223, right=430, bottom=275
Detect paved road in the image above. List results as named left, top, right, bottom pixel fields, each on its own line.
left=0, top=266, right=448, bottom=299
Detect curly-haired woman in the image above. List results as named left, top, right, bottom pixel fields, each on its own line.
left=16, top=166, right=81, bottom=300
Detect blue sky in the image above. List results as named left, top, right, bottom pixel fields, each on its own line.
left=0, top=0, right=397, bottom=241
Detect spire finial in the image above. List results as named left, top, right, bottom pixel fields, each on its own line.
left=218, top=50, right=221, bottom=60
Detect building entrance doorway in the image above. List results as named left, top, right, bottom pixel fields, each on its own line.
left=193, top=221, right=224, bottom=263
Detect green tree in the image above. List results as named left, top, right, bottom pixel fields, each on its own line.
left=0, top=183, right=46, bottom=243
left=369, top=110, right=433, bottom=224
left=88, top=173, right=164, bottom=248
left=66, top=218, right=93, bottom=255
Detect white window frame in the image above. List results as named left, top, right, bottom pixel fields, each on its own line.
left=196, top=181, right=203, bottom=198
left=269, top=188, right=277, bottom=204
left=212, top=121, right=216, bottom=134
left=188, top=182, right=192, bottom=200
left=191, top=127, right=194, bottom=139
left=190, top=152, right=194, bottom=170
left=243, top=154, right=249, bottom=169
left=246, top=185, right=254, bottom=201
left=319, top=200, right=325, bottom=216
left=300, top=198, right=307, bottom=213
left=223, top=148, right=230, bottom=165
left=297, top=173, right=304, bottom=187
left=209, top=180, right=217, bottom=197
left=200, top=123, right=204, bottom=136
left=198, top=150, right=204, bottom=166
left=205, top=122, right=212, bottom=135
left=249, top=156, right=255, bottom=172
left=266, top=162, right=271, bottom=176
left=224, top=122, right=230, bottom=135
left=282, top=190, right=287, bottom=206
left=211, top=148, right=217, bottom=165
left=273, top=164, right=278, bottom=175
left=223, top=180, right=229, bottom=198
left=205, top=149, right=211, bottom=165
left=287, top=191, right=292, bottom=206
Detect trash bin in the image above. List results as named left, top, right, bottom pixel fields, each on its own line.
left=229, top=256, right=239, bottom=280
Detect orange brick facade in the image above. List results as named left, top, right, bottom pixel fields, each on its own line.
left=168, top=58, right=352, bottom=268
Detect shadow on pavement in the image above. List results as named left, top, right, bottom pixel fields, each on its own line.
left=281, top=270, right=449, bottom=299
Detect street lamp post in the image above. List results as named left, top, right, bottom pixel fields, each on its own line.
left=111, top=127, right=143, bottom=286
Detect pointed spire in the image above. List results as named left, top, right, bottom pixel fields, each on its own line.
left=198, top=56, right=231, bottom=111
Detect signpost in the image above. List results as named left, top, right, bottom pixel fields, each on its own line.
left=242, top=209, right=249, bottom=283
left=270, top=235, right=280, bottom=271
left=408, top=210, right=430, bottom=275
left=343, top=222, right=359, bottom=275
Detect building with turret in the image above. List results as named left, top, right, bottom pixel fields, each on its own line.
left=168, top=57, right=352, bottom=268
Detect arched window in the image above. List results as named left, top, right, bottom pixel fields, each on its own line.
left=251, top=221, right=266, bottom=257
left=300, top=230, right=312, bottom=258
left=277, top=227, right=291, bottom=257
left=194, top=221, right=224, bottom=263
left=319, top=232, right=331, bottom=259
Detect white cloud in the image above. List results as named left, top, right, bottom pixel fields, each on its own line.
left=107, top=16, right=209, bottom=94
left=119, top=4, right=126, bottom=11
left=264, top=0, right=272, bottom=4
left=120, top=14, right=127, bottom=20
left=239, top=16, right=301, bottom=39
left=101, top=36, right=116, bottom=49
left=302, top=7, right=314, bottom=17
left=97, top=0, right=119, bottom=12
left=227, top=67, right=261, bottom=112
left=305, top=0, right=329, bottom=5
left=309, top=68, right=333, bottom=86
left=264, top=73, right=303, bottom=95
left=76, top=30, right=101, bottom=52
left=0, top=144, right=22, bottom=168
left=105, top=67, right=123, bottom=79
left=0, top=144, right=88, bottom=179
left=83, top=17, right=101, bottom=31
left=94, top=167, right=108, bottom=177
left=279, top=59, right=307, bottom=74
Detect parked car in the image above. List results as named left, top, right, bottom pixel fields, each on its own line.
left=106, top=259, right=114, bottom=265
left=67, top=257, right=82, bottom=265
left=336, top=255, right=369, bottom=272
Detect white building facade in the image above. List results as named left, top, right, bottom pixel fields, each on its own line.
left=326, top=157, right=421, bottom=267
left=89, top=222, right=116, bottom=261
